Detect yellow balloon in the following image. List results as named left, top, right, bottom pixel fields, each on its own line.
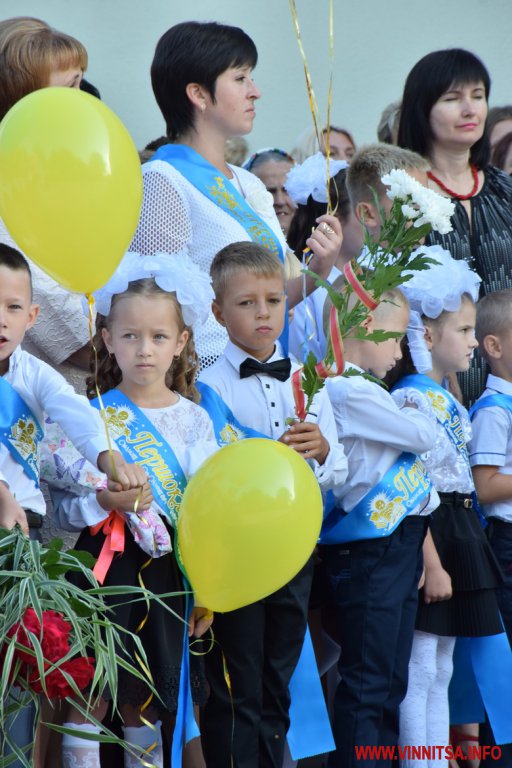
left=0, top=88, right=142, bottom=294
left=177, top=438, right=323, bottom=612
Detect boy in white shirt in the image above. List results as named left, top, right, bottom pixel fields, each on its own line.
left=321, top=289, right=439, bottom=768
left=0, top=244, right=146, bottom=536
left=470, top=289, right=512, bottom=648
left=199, top=240, right=347, bottom=768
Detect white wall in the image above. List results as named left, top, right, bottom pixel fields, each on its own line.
left=1, top=0, right=511, bottom=155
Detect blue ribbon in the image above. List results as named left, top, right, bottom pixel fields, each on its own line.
left=0, top=376, right=43, bottom=487
left=196, top=381, right=268, bottom=444
left=152, top=143, right=289, bottom=355
left=320, top=452, right=431, bottom=544
left=470, top=392, right=512, bottom=418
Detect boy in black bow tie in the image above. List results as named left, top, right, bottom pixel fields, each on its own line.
left=199, top=240, right=347, bottom=768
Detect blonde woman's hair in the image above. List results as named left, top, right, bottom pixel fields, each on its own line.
left=0, top=17, right=87, bottom=120
left=347, top=143, right=429, bottom=209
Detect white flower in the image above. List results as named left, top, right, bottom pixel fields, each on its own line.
left=245, top=186, right=275, bottom=219
left=88, top=251, right=215, bottom=329
left=285, top=151, right=348, bottom=204
left=381, top=168, right=455, bottom=234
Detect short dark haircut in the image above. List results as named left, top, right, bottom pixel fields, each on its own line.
left=398, top=48, right=491, bottom=169
left=151, top=21, right=258, bottom=140
left=0, top=243, right=33, bottom=295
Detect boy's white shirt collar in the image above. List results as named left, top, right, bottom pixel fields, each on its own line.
left=486, top=372, right=512, bottom=396
left=224, top=339, right=286, bottom=370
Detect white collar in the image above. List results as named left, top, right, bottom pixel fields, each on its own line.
left=224, top=339, right=285, bottom=372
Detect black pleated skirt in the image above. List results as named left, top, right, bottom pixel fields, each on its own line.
left=71, top=523, right=208, bottom=713
left=416, top=492, right=504, bottom=637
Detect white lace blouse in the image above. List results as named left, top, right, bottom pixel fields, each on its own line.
left=130, top=159, right=289, bottom=369
left=43, top=394, right=219, bottom=529
left=392, top=386, right=474, bottom=494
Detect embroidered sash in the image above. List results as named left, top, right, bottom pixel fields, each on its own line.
left=152, top=144, right=289, bottom=355
left=394, top=374, right=468, bottom=461
left=91, top=389, right=187, bottom=527
left=0, top=376, right=43, bottom=486
left=320, top=452, right=431, bottom=544
left=469, top=392, right=512, bottom=418
left=153, top=144, right=285, bottom=264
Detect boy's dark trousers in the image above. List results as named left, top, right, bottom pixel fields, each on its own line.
left=322, top=515, right=428, bottom=768
left=479, top=518, right=512, bottom=768
left=202, top=557, right=313, bottom=768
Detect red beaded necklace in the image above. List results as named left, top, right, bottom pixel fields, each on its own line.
left=427, top=164, right=479, bottom=200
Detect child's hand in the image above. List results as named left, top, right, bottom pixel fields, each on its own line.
left=97, top=451, right=147, bottom=491
left=97, top=482, right=153, bottom=513
left=188, top=606, right=214, bottom=638
left=423, top=565, right=452, bottom=604
left=280, top=422, right=329, bottom=465
left=418, top=566, right=426, bottom=590
left=0, top=483, right=29, bottom=535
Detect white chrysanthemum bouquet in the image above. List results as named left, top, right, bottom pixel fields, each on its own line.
left=294, top=169, right=455, bottom=415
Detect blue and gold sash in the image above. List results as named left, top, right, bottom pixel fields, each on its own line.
left=196, top=381, right=268, bottom=444
left=152, top=144, right=289, bottom=354
left=321, top=452, right=431, bottom=544
left=0, top=376, right=43, bottom=487
left=91, top=389, right=186, bottom=526
left=394, top=374, right=468, bottom=461
left=470, top=392, right=512, bottom=418
left=153, top=144, right=285, bottom=265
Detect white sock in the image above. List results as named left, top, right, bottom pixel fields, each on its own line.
left=122, top=721, right=163, bottom=768
left=61, top=722, right=101, bottom=768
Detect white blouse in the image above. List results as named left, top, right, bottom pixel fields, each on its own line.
left=130, top=159, right=289, bottom=369
left=392, top=386, right=474, bottom=494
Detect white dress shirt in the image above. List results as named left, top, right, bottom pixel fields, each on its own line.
left=469, top=373, right=512, bottom=522
left=1, top=346, right=109, bottom=515
left=199, top=340, right=348, bottom=491
left=326, top=364, right=439, bottom=515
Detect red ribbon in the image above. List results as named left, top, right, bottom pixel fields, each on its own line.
left=90, top=510, right=126, bottom=585
left=343, top=260, right=378, bottom=310
left=292, top=306, right=345, bottom=420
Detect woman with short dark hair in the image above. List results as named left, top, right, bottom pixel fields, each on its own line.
left=131, top=21, right=342, bottom=369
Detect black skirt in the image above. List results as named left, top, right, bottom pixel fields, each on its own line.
left=71, top=523, right=207, bottom=713
left=416, top=492, right=504, bottom=637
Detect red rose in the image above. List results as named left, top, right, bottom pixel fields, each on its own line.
left=7, top=608, right=71, bottom=666
left=40, top=611, right=71, bottom=663
left=27, top=656, right=95, bottom=699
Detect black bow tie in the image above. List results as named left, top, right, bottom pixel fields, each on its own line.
left=239, top=357, right=292, bottom=382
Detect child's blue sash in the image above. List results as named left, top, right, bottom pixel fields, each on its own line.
left=394, top=374, right=469, bottom=462
left=196, top=380, right=334, bottom=758
left=0, top=376, right=43, bottom=487
left=91, top=389, right=186, bottom=527
left=91, top=389, right=198, bottom=760
left=320, top=452, right=431, bottom=544
left=195, top=381, right=268, bottom=444
left=152, top=144, right=285, bottom=266
left=469, top=392, right=512, bottom=418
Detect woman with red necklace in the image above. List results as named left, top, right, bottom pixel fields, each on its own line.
left=398, top=48, right=512, bottom=407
